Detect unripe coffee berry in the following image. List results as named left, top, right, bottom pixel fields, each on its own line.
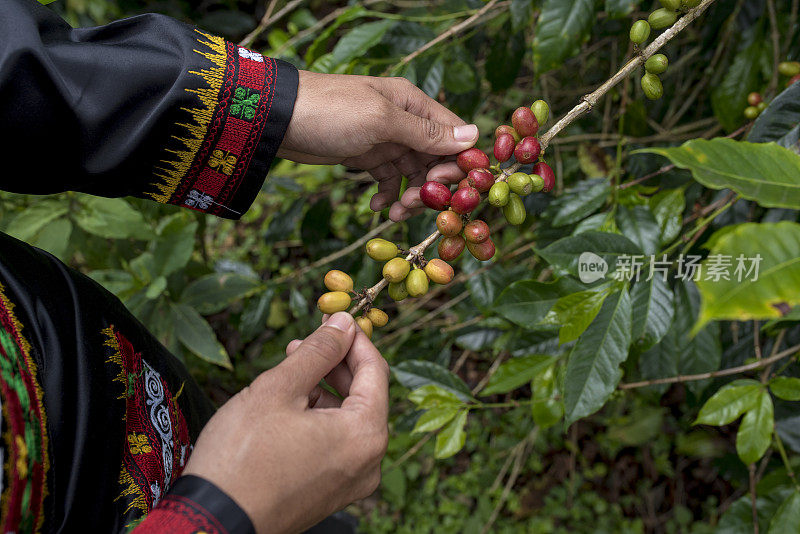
left=424, top=259, right=454, bottom=285
left=494, top=134, right=515, bottom=163
left=649, top=8, right=677, bottom=30
left=641, top=73, right=664, bottom=100
left=383, top=257, right=411, bottom=282
left=744, top=106, right=760, bottom=120
left=420, top=181, right=451, bottom=211
left=757, top=101, right=767, bottom=112
left=514, top=136, right=541, bottom=164
left=317, top=291, right=351, bottom=314
left=511, top=106, right=539, bottom=137
left=464, top=220, right=490, bottom=244
left=356, top=316, right=373, bottom=339
left=457, top=148, right=491, bottom=173
left=450, top=186, right=481, bottom=214
left=645, top=54, right=669, bottom=75
left=366, top=308, right=389, bottom=327
left=436, top=210, right=463, bottom=236
left=530, top=173, right=545, bottom=193
left=747, top=92, right=762, bottom=106
left=531, top=100, right=549, bottom=127
left=468, top=169, right=495, bottom=192
left=405, top=268, right=429, bottom=297
left=508, top=172, right=534, bottom=196
left=324, top=270, right=353, bottom=292
left=366, top=238, right=398, bottom=261
left=502, top=193, right=527, bottom=226
left=438, top=235, right=466, bottom=261
left=630, top=20, right=651, bottom=44
left=660, top=0, right=681, bottom=10
left=388, top=281, right=409, bottom=301
left=533, top=162, right=555, bottom=193
left=467, top=238, right=495, bottom=261
left=779, top=61, right=800, bottom=77
left=488, top=181, right=511, bottom=207
left=495, top=125, right=521, bottom=142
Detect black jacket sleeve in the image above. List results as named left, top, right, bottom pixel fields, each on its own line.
left=0, top=0, right=298, bottom=219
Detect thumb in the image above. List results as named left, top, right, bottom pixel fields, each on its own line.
left=277, top=312, right=356, bottom=397
left=388, top=109, right=479, bottom=155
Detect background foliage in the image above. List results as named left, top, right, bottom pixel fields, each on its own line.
left=6, top=0, right=800, bottom=531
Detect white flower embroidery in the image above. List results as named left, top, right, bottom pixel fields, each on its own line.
left=238, top=47, right=264, bottom=62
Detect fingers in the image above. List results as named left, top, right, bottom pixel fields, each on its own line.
left=341, top=329, right=390, bottom=423
left=383, top=108, right=479, bottom=156
left=426, top=161, right=465, bottom=185
left=380, top=77, right=466, bottom=127
left=286, top=337, right=354, bottom=397
left=369, top=162, right=402, bottom=211
left=276, top=312, right=356, bottom=397
left=308, top=385, right=343, bottom=409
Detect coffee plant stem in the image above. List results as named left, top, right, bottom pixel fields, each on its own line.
left=766, top=0, right=781, bottom=96
left=619, top=343, right=800, bottom=389
left=773, top=432, right=800, bottom=491
left=240, top=0, right=306, bottom=47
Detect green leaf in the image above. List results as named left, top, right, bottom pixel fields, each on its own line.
left=736, top=390, right=773, bottom=465
left=649, top=188, right=685, bottom=245
left=171, top=303, right=231, bottom=368
left=538, top=231, right=642, bottom=278
left=444, top=59, right=476, bottom=95
left=549, top=179, right=610, bottom=227
left=239, top=289, right=274, bottom=342
left=89, top=269, right=136, bottom=297
left=5, top=202, right=68, bottom=241
left=711, top=37, right=769, bottom=132
left=532, top=0, right=595, bottom=73
left=180, top=273, right=263, bottom=315
left=604, top=0, right=642, bottom=18
left=695, top=222, right=800, bottom=329
left=616, top=205, right=661, bottom=255
left=412, top=406, right=460, bottom=434
left=493, top=278, right=586, bottom=328
left=639, top=139, right=800, bottom=210
left=485, top=31, right=526, bottom=92
left=531, top=364, right=563, bottom=429
left=672, top=281, right=721, bottom=384
left=768, top=492, right=800, bottom=534
left=749, top=80, right=800, bottom=149
left=393, top=360, right=473, bottom=401
left=510, top=0, right=534, bottom=30
left=151, top=215, right=197, bottom=277
left=30, top=217, right=72, bottom=259
left=434, top=410, right=468, bottom=459
left=694, top=380, right=762, bottom=426
left=769, top=377, right=800, bottom=401
left=564, top=289, right=632, bottom=424
left=480, top=354, right=557, bottom=396
left=408, top=384, right=462, bottom=409
left=630, top=275, right=674, bottom=352
left=540, top=288, right=612, bottom=344
left=421, top=55, right=445, bottom=98
left=304, top=6, right=368, bottom=65
left=74, top=196, right=154, bottom=240
left=328, top=20, right=394, bottom=68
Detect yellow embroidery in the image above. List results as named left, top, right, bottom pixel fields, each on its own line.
left=116, top=467, right=149, bottom=516
left=14, top=435, right=27, bottom=479
left=208, top=149, right=237, bottom=176
left=150, top=30, right=228, bottom=203
left=128, top=434, right=152, bottom=455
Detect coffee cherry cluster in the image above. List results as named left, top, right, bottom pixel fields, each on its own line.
left=630, top=0, right=699, bottom=100
left=317, top=268, right=392, bottom=339
left=743, top=92, right=767, bottom=120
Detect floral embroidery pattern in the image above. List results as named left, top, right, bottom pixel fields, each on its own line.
left=207, top=149, right=237, bottom=176
left=230, top=87, right=260, bottom=121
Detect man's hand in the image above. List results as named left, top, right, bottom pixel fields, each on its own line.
left=279, top=71, right=479, bottom=221
left=183, top=312, right=389, bottom=534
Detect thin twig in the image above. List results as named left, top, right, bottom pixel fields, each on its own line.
left=766, top=0, right=781, bottom=97
left=240, top=0, right=307, bottom=48
left=750, top=463, right=759, bottom=534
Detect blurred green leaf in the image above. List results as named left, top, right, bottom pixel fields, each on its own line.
left=533, top=0, right=595, bottom=73
left=769, top=492, right=800, bottom=533
left=434, top=410, right=467, bottom=459
left=695, top=379, right=762, bottom=426
left=736, top=389, right=773, bottom=464
left=770, top=377, right=800, bottom=401
left=181, top=273, right=263, bottom=315
left=412, top=406, right=460, bottom=434
left=74, top=197, right=154, bottom=240
left=5, top=202, right=68, bottom=241
left=394, top=360, right=473, bottom=401
left=480, top=354, right=557, bottom=396
left=172, top=303, right=231, bottom=368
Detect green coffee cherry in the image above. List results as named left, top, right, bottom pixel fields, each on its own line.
left=630, top=20, right=651, bottom=45
left=366, top=238, right=398, bottom=261
left=529, top=174, right=544, bottom=193
left=681, top=0, right=702, bottom=7
left=383, top=257, right=410, bottom=283
left=649, top=8, right=677, bottom=30
left=488, top=181, right=511, bottom=207
left=388, top=281, right=408, bottom=301
left=779, top=61, right=800, bottom=77
left=508, top=172, right=534, bottom=196
left=645, top=54, right=669, bottom=75
left=641, top=73, right=664, bottom=100
left=660, top=0, right=681, bottom=10
left=405, top=268, right=429, bottom=297
left=744, top=106, right=760, bottom=120
left=757, top=101, right=767, bottom=112
left=502, top=193, right=526, bottom=226
left=531, top=100, right=549, bottom=127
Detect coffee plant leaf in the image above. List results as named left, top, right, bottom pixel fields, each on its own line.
left=630, top=275, right=674, bottom=353
left=531, top=364, right=563, bottom=429
left=648, top=188, right=685, bottom=245
left=5, top=201, right=68, bottom=241
left=749, top=81, right=800, bottom=150
left=510, top=0, right=534, bottom=30
left=421, top=54, right=444, bottom=98
left=548, top=178, right=610, bottom=228
left=694, top=379, right=762, bottom=426
left=180, top=273, right=264, bottom=315
left=616, top=205, right=661, bottom=255
left=329, top=19, right=394, bottom=68
left=604, top=0, right=643, bottom=19
left=711, top=36, right=770, bottom=132
left=407, top=384, right=462, bottom=409
left=74, top=196, right=154, bottom=240
left=434, top=410, right=467, bottom=459
left=151, top=214, right=197, bottom=277
left=532, top=0, right=595, bottom=74
left=769, top=377, right=800, bottom=402
left=768, top=491, right=800, bottom=534
left=171, top=303, right=231, bottom=368
left=538, top=231, right=642, bottom=277
left=641, top=139, right=800, bottom=210
left=493, top=278, right=586, bottom=329
left=694, top=222, right=800, bottom=330
left=412, top=406, right=460, bottom=434
left=564, top=289, right=632, bottom=424
left=393, top=360, right=473, bottom=401
left=540, top=288, right=612, bottom=344
left=480, top=354, right=557, bottom=396
left=736, top=389, right=773, bottom=465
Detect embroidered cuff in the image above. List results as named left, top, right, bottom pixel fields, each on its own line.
left=147, top=30, right=298, bottom=219
left=133, top=475, right=255, bottom=533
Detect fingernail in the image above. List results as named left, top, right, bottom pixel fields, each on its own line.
left=325, top=312, right=353, bottom=332
left=454, top=124, right=478, bottom=142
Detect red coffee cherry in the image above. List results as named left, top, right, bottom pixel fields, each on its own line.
left=495, top=124, right=517, bottom=138
left=436, top=210, right=463, bottom=237
left=467, top=169, right=495, bottom=193
left=511, top=106, right=539, bottom=137
left=420, top=181, right=451, bottom=211
left=514, top=136, right=541, bottom=164
left=747, top=92, right=762, bottom=106
left=494, top=133, right=515, bottom=163
left=789, top=74, right=800, bottom=87
left=467, top=238, right=496, bottom=261
left=424, top=259, right=455, bottom=284
left=464, top=220, right=490, bottom=244
left=438, top=235, right=466, bottom=261
left=533, top=161, right=555, bottom=193
left=457, top=178, right=470, bottom=190
left=457, top=148, right=491, bottom=173
left=450, top=186, right=481, bottom=214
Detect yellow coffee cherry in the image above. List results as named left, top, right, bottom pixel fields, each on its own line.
left=323, top=270, right=353, bottom=292
left=424, top=259, right=455, bottom=285
left=366, top=238, right=399, bottom=261
left=356, top=316, right=374, bottom=339
left=405, top=268, right=429, bottom=297
left=366, top=308, right=389, bottom=328
left=317, top=292, right=351, bottom=314
left=383, top=258, right=411, bottom=282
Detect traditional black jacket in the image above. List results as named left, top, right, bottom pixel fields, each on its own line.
left=0, top=0, right=299, bottom=531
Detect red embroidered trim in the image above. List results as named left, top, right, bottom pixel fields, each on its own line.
left=0, top=283, right=49, bottom=533
left=132, top=494, right=226, bottom=534
left=104, top=327, right=191, bottom=525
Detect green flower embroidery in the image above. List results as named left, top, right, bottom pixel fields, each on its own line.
left=230, top=86, right=261, bottom=121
